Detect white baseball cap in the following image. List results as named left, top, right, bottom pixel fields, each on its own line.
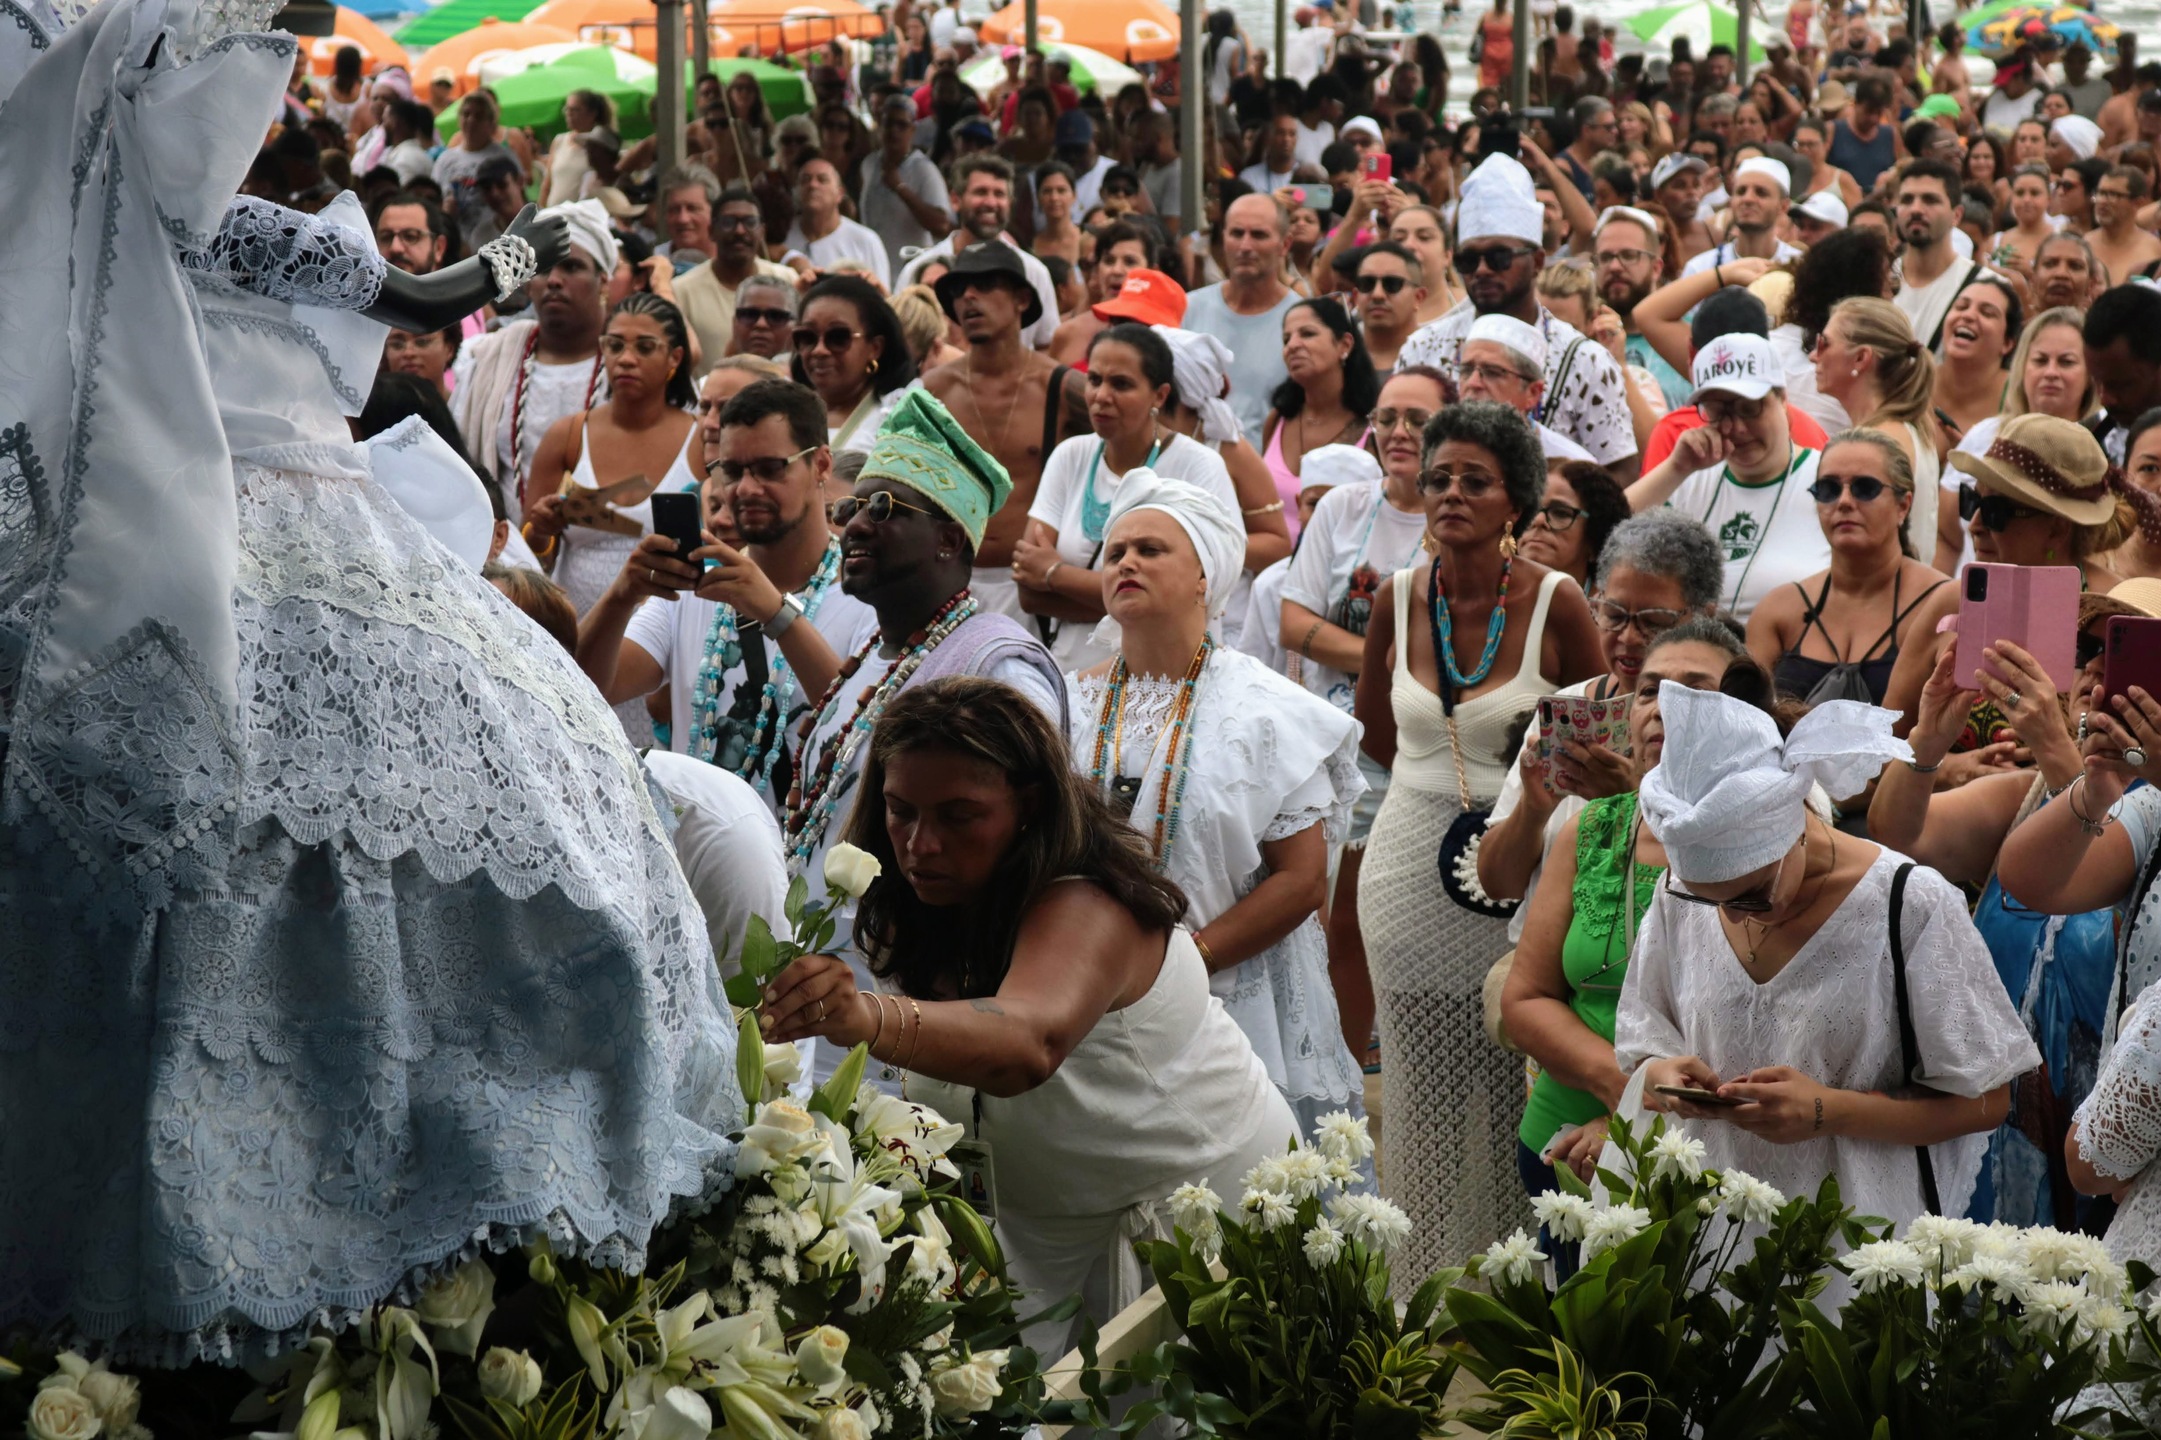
left=1790, top=189, right=1849, bottom=227
left=1340, top=115, right=1384, bottom=144
left=1650, top=152, right=1709, bottom=192
left=1689, top=333, right=1782, bottom=404
left=1734, top=156, right=1792, bottom=196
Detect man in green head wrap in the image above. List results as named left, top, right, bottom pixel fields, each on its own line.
left=853, top=388, right=1014, bottom=553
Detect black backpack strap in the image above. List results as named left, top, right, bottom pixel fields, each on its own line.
left=1887, top=861, right=1943, bottom=1215
left=1042, top=365, right=1071, bottom=459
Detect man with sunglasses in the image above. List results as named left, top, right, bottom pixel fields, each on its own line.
left=675, top=185, right=798, bottom=380
left=1350, top=242, right=1427, bottom=372
left=1398, top=152, right=1641, bottom=483
left=922, top=242, right=1090, bottom=622
left=727, top=275, right=797, bottom=362
left=575, top=379, right=877, bottom=815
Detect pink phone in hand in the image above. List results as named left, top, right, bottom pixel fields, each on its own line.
left=1953, top=562, right=2080, bottom=694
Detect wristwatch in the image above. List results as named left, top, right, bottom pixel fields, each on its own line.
left=765, top=593, right=806, bottom=638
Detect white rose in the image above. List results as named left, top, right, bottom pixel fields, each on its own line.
left=823, top=843, right=883, bottom=899
left=761, top=1041, right=804, bottom=1100
left=476, top=1348, right=544, bottom=1408
left=928, top=1350, right=1008, bottom=1417
left=737, top=1102, right=827, bottom=1177
left=814, top=1408, right=870, bottom=1440
left=793, top=1326, right=851, bottom=1390
left=29, top=1385, right=104, bottom=1440
left=75, top=1370, right=139, bottom=1431
left=414, top=1259, right=496, bottom=1357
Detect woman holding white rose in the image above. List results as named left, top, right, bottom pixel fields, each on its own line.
left=757, top=678, right=1298, bottom=1355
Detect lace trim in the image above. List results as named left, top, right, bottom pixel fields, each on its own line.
left=2074, top=991, right=2161, bottom=1184
left=0, top=422, right=49, bottom=717
left=197, top=303, right=370, bottom=412
left=2, top=0, right=51, bottom=46
left=178, top=195, right=386, bottom=313
left=1573, top=792, right=1658, bottom=936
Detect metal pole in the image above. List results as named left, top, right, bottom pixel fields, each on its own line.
left=1181, top=0, right=1202, bottom=241
left=1509, top=0, right=1528, bottom=110
left=1734, top=0, right=1750, bottom=88
left=691, top=0, right=709, bottom=90
left=1275, top=0, right=1285, bottom=79
left=1024, top=0, right=1038, bottom=55
left=655, top=0, right=684, bottom=172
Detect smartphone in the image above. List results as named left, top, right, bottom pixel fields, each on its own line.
left=1953, top=562, right=2080, bottom=694
left=1534, top=692, right=1629, bottom=773
left=1286, top=183, right=1338, bottom=212
left=1362, top=151, right=1392, bottom=182
left=1653, top=1084, right=1745, bottom=1108
left=2100, top=615, right=2161, bottom=713
left=650, top=490, right=706, bottom=567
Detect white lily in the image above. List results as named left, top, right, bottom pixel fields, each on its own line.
left=802, top=1114, right=903, bottom=1300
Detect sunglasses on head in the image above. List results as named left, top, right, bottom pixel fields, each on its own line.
left=792, top=324, right=862, bottom=354
left=830, top=489, right=937, bottom=525
left=1958, top=482, right=2046, bottom=531
left=1807, top=474, right=1892, bottom=504
left=1353, top=273, right=1410, bottom=294
left=1454, top=243, right=1537, bottom=273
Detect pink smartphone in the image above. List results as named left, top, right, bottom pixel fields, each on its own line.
left=2100, top=615, right=2161, bottom=713
left=1953, top=562, right=2080, bottom=694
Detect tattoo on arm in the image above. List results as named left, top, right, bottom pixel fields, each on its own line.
left=969, top=997, right=1006, bottom=1015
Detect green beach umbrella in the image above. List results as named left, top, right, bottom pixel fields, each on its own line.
left=957, top=39, right=1141, bottom=99
left=439, top=44, right=653, bottom=140
left=397, top=0, right=546, bottom=50
left=1628, top=0, right=1767, bottom=65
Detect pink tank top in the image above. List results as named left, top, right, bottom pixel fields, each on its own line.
left=1263, top=419, right=1303, bottom=540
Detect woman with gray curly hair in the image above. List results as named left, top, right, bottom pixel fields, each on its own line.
left=1352, top=400, right=1604, bottom=1281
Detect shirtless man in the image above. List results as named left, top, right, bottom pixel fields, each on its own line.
left=1047, top=219, right=1155, bottom=363
left=2091, top=165, right=2161, bottom=284
left=923, top=240, right=1089, bottom=623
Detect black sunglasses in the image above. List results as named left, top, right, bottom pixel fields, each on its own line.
left=791, top=324, right=862, bottom=354
left=710, top=445, right=817, bottom=485
left=2079, top=629, right=2108, bottom=667
left=1662, top=868, right=1780, bottom=915
left=738, top=306, right=794, bottom=326
left=1958, top=483, right=2046, bottom=531
left=1454, top=243, right=1537, bottom=274
left=830, top=490, right=936, bottom=525
left=1807, top=475, right=1891, bottom=504
left=1353, top=273, right=1410, bottom=294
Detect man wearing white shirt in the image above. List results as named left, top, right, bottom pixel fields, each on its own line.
left=1294, top=73, right=1346, bottom=166
left=893, top=154, right=1061, bottom=347
left=1679, top=156, right=1803, bottom=278
left=784, top=154, right=892, bottom=288
left=1892, top=158, right=1983, bottom=357
left=1239, top=111, right=1301, bottom=195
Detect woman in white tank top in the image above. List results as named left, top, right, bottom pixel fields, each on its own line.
left=759, top=678, right=1297, bottom=1358
left=1352, top=403, right=1605, bottom=1288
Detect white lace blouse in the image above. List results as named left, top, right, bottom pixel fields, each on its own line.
left=2076, top=985, right=2161, bottom=1270
left=1615, top=853, right=2039, bottom=1226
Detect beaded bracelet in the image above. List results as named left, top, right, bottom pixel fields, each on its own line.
left=901, top=997, right=925, bottom=1073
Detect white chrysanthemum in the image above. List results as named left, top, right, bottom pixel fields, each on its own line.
left=1167, top=1183, right=1222, bottom=1235
left=1241, top=1156, right=1289, bottom=1198
left=2078, top=1292, right=2134, bottom=1348
left=2024, top=1280, right=2089, bottom=1338
left=1480, top=1230, right=1547, bottom=1286
left=1328, top=1194, right=1414, bottom=1253
left=2025, top=1230, right=2128, bottom=1295
left=2144, top=1288, right=2161, bottom=1325
left=1843, top=1240, right=1927, bottom=1295
left=1715, top=1172, right=1786, bottom=1224
left=1903, top=1215, right=1986, bottom=1272
left=1301, top=1218, right=1344, bottom=1267
left=1530, top=1191, right=1594, bottom=1243
left=1314, top=1112, right=1376, bottom=1166
left=1240, top=1188, right=1298, bottom=1232
left=1275, top=1148, right=1333, bottom=1200
left=1582, top=1204, right=1652, bottom=1258
left=1650, top=1130, right=1708, bottom=1182
left=1943, top=1254, right=2035, bottom=1300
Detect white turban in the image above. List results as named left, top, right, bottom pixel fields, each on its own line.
left=1154, top=325, right=1243, bottom=445
left=1103, top=467, right=1246, bottom=619
left=1299, top=443, right=1382, bottom=492
left=542, top=197, right=620, bottom=275
left=2052, top=114, right=2103, bottom=160
left=1457, top=153, right=1544, bottom=247
left=364, top=415, right=497, bottom=572
left=1638, top=683, right=1910, bottom=884
left=1466, top=311, right=1547, bottom=372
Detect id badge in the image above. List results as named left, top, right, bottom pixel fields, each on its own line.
left=948, top=1137, right=998, bottom=1221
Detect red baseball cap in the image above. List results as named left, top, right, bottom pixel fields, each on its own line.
left=1092, top=268, right=1187, bottom=326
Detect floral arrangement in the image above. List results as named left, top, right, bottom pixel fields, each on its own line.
left=3, top=847, right=1050, bottom=1440
left=1087, top=1115, right=1460, bottom=1440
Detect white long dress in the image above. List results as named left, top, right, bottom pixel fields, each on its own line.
left=1614, top=853, right=2039, bottom=1228
left=2071, top=985, right=2161, bottom=1427
left=1068, top=646, right=1368, bottom=1135
left=0, top=3, right=736, bottom=1362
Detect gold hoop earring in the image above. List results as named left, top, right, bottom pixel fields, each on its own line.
left=867, top=357, right=879, bottom=376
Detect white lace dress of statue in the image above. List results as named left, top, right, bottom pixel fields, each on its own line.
left=0, top=0, right=739, bottom=1364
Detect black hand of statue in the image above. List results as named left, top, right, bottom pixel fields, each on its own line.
left=504, top=204, right=571, bottom=273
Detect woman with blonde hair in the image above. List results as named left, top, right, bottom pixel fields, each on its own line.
left=1811, top=297, right=1947, bottom=570
left=889, top=282, right=964, bottom=374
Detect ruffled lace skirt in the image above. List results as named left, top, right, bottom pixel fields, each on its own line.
left=0, top=460, right=739, bottom=1365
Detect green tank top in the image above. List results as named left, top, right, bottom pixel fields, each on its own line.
left=1518, top=790, right=1663, bottom=1153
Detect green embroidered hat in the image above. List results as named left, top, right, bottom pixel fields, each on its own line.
left=859, top=389, right=1014, bottom=549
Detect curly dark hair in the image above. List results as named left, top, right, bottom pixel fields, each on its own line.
left=848, top=678, right=1188, bottom=1001
left=1784, top=226, right=1893, bottom=350
left=1269, top=296, right=1382, bottom=421
left=1550, top=460, right=1632, bottom=583
left=1420, top=399, right=1545, bottom=523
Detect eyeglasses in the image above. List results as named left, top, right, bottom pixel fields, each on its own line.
left=1371, top=407, right=1435, bottom=433
left=1959, top=483, right=2047, bottom=531
left=1595, top=246, right=1658, bottom=268
left=375, top=228, right=432, bottom=247
left=792, top=324, right=863, bottom=353
left=600, top=334, right=673, bottom=357
left=1530, top=500, right=1585, bottom=531
left=1353, top=273, right=1410, bottom=294
left=1590, top=598, right=1685, bottom=636
left=1807, top=474, right=1892, bottom=504
left=1662, top=852, right=1784, bottom=915
left=1461, top=359, right=1535, bottom=387
left=831, top=489, right=938, bottom=525
left=1416, top=467, right=1500, bottom=498
left=2053, top=177, right=2084, bottom=192
left=713, top=212, right=763, bottom=231
left=1698, top=394, right=1768, bottom=425
left=710, top=445, right=818, bottom=485
left=737, top=306, right=794, bottom=327
left=2098, top=187, right=2136, bottom=202
left=1454, top=243, right=1538, bottom=273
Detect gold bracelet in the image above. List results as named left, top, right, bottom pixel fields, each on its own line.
left=901, top=997, right=925, bottom=1073
left=1242, top=500, right=1285, bottom=516
left=1191, top=931, right=1216, bottom=968
left=520, top=523, right=559, bottom=561
left=868, top=991, right=889, bottom=1056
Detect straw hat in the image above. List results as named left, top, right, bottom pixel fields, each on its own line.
left=1816, top=79, right=1852, bottom=115
left=2079, top=576, right=2161, bottom=630
left=1947, top=413, right=2118, bottom=528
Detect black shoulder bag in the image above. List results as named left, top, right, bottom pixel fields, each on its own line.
left=1887, top=862, right=1942, bottom=1215
left=1430, top=554, right=1519, bottom=920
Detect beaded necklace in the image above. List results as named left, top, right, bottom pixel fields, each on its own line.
left=1086, top=635, right=1214, bottom=861
left=507, top=329, right=604, bottom=489
left=691, top=535, right=842, bottom=797
left=1079, top=431, right=1168, bottom=543
left=1430, top=551, right=1514, bottom=691
left=784, top=588, right=979, bottom=869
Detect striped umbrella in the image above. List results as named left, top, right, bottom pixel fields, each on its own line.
left=1627, top=0, right=1767, bottom=65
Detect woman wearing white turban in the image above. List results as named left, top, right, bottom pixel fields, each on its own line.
left=1618, top=684, right=2037, bottom=1231
left=1065, top=471, right=1369, bottom=1137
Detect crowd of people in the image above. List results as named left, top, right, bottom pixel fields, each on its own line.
left=16, top=0, right=2161, bottom=1410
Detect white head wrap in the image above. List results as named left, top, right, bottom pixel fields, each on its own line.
left=1466, top=312, right=1547, bottom=372
left=1101, top=467, right=1246, bottom=619
left=1153, top=325, right=1243, bottom=444
left=1456, top=153, right=1544, bottom=247
left=1638, top=683, right=1910, bottom=884
left=542, top=197, right=621, bottom=275
left=1734, top=155, right=1792, bottom=195
left=2052, top=114, right=2103, bottom=160
left=1299, top=443, right=1382, bottom=492
left=364, top=416, right=498, bottom=572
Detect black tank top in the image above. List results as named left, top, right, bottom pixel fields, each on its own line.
left=1774, top=570, right=1948, bottom=706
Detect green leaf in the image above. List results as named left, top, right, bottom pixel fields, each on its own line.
left=809, top=1043, right=868, bottom=1121
left=735, top=1010, right=766, bottom=1122
left=783, top=874, right=809, bottom=928
left=723, top=971, right=764, bottom=1010
left=737, top=913, right=780, bottom=983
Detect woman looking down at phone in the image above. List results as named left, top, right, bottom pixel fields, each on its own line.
left=1617, top=682, right=2038, bottom=1233
left=1870, top=582, right=2161, bottom=1226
